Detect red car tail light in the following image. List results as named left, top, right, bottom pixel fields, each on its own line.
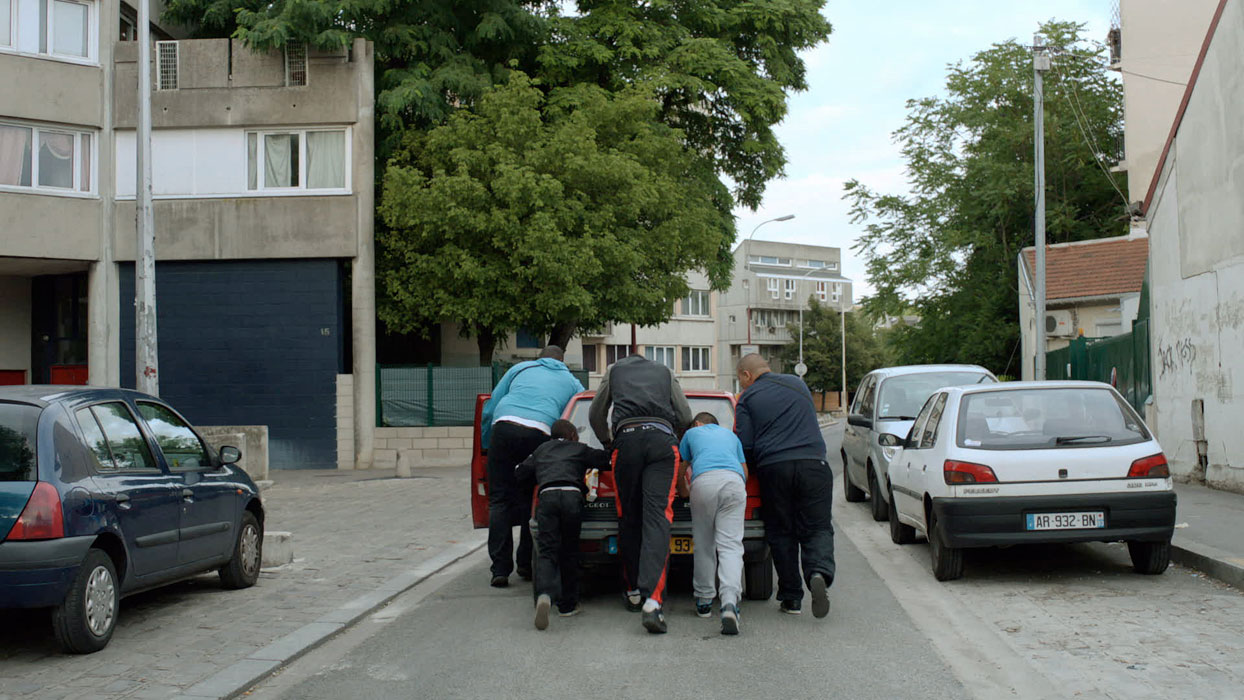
left=944, top=460, right=998, bottom=485
left=8, top=482, right=65, bottom=540
left=1128, top=453, right=1170, bottom=478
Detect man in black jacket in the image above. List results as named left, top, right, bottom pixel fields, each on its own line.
left=515, top=420, right=612, bottom=630
left=589, top=353, right=693, bottom=634
left=735, top=353, right=834, bottom=619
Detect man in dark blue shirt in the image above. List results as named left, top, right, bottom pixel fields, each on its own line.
left=735, top=353, right=834, bottom=619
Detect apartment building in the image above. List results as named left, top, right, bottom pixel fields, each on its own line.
left=0, top=1, right=376, bottom=470
left=716, top=240, right=852, bottom=391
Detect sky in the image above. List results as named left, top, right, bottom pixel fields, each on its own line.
left=733, top=0, right=1113, bottom=300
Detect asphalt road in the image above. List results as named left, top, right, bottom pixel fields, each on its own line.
left=252, top=422, right=1244, bottom=700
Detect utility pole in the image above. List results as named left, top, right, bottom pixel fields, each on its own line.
left=1033, top=33, right=1050, bottom=381
left=135, top=0, right=158, bottom=394
left=839, top=304, right=847, bottom=412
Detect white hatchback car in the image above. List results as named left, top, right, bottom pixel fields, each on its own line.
left=882, top=381, right=1176, bottom=581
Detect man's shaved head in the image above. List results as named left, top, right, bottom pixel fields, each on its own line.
left=736, top=353, right=771, bottom=390
left=540, top=345, right=565, bottom=361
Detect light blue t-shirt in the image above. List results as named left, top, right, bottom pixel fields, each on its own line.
left=679, top=424, right=746, bottom=481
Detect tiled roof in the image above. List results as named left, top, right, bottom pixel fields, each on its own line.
left=1022, top=237, right=1148, bottom=301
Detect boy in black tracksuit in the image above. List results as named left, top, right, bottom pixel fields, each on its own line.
left=515, top=420, right=612, bottom=630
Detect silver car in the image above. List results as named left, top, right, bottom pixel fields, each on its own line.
left=841, top=365, right=996, bottom=521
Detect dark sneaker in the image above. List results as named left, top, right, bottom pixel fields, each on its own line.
left=642, top=608, right=667, bottom=634
left=558, top=604, right=583, bottom=618
left=534, top=594, right=551, bottom=630
left=695, top=598, right=713, bottom=618
left=490, top=575, right=509, bottom=588
left=810, top=573, right=831, bottom=619
left=721, top=604, right=740, bottom=635
left=517, top=568, right=532, bottom=581
left=625, top=590, right=643, bottom=612
left=780, top=599, right=802, bottom=615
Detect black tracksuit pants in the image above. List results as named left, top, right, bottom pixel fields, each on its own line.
left=487, top=422, right=549, bottom=577
left=757, top=458, right=836, bottom=603
left=612, top=426, right=680, bottom=604
left=534, top=488, right=584, bottom=613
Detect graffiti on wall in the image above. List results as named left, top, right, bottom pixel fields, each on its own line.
left=1158, top=338, right=1197, bottom=378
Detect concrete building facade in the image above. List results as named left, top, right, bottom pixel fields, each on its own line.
left=1140, top=0, right=1244, bottom=491
left=0, top=2, right=376, bottom=470
left=1110, top=0, right=1220, bottom=204
left=716, top=240, right=852, bottom=392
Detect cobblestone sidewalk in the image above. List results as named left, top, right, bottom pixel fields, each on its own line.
left=0, top=467, right=478, bottom=700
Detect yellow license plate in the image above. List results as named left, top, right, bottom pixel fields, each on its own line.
left=670, top=536, right=694, bottom=554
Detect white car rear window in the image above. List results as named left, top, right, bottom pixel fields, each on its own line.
left=958, top=388, right=1149, bottom=450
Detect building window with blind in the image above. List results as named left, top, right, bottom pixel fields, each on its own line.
left=0, top=121, right=94, bottom=195
left=816, top=281, right=828, bottom=302
left=682, top=346, right=711, bottom=373
left=784, top=279, right=796, bottom=300
left=644, top=346, right=675, bottom=369
left=582, top=344, right=598, bottom=373
left=832, top=282, right=842, bottom=304
left=681, top=290, right=709, bottom=317
left=285, top=42, right=307, bottom=86
left=247, top=129, right=348, bottom=192
left=767, top=278, right=780, bottom=300
left=605, top=344, right=630, bottom=367
left=1, top=0, right=96, bottom=62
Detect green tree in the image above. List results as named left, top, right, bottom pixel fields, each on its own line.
left=845, top=21, right=1125, bottom=375
left=780, top=300, right=890, bottom=395
left=379, top=73, right=733, bottom=363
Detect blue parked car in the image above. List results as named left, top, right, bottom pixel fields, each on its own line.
left=0, top=386, right=264, bottom=653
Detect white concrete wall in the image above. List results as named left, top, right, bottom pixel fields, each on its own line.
left=1146, top=0, right=1244, bottom=492
left=336, top=373, right=355, bottom=469
left=373, top=426, right=473, bottom=469
left=1118, top=0, right=1219, bottom=203
left=0, top=277, right=32, bottom=379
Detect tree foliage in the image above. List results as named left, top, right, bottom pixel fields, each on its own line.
left=379, top=73, right=734, bottom=363
left=779, top=301, right=891, bottom=393
left=161, top=0, right=832, bottom=361
left=845, top=21, right=1125, bottom=375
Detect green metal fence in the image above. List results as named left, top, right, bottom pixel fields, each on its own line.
left=1044, top=319, right=1151, bottom=413
left=377, top=362, right=590, bottom=427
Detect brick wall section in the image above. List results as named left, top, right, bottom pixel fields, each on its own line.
left=120, top=260, right=344, bottom=469
left=374, top=426, right=473, bottom=468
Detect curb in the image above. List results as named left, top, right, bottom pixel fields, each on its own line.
left=176, top=536, right=487, bottom=700
left=1171, top=540, right=1244, bottom=591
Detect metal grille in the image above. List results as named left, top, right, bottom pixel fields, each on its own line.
left=285, top=42, right=307, bottom=86
left=156, top=41, right=178, bottom=90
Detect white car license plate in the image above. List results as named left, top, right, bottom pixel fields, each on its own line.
left=1026, top=511, right=1106, bottom=530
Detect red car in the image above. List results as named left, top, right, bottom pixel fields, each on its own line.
left=471, top=390, right=774, bottom=600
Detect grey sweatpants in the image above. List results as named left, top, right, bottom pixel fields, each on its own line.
left=690, top=469, right=747, bottom=607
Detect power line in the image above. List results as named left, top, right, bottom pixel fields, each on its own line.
left=1119, top=68, right=1188, bottom=87
left=1050, top=57, right=1132, bottom=210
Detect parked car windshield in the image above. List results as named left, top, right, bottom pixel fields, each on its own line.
left=0, top=402, right=40, bottom=482
left=876, top=372, right=993, bottom=420
left=958, top=388, right=1150, bottom=450
left=567, top=397, right=734, bottom=450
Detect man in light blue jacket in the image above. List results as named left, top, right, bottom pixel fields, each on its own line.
left=482, top=345, right=585, bottom=587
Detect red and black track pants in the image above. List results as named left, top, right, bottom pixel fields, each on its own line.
left=612, top=426, right=680, bottom=605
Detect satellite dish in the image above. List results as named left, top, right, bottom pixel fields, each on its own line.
left=795, top=362, right=808, bottom=377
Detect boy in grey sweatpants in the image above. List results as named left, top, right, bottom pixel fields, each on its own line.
left=678, top=412, right=748, bottom=635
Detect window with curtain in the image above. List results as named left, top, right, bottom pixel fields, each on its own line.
left=767, top=278, right=779, bottom=299
left=681, top=290, right=709, bottom=317
left=6, top=0, right=94, bottom=61
left=605, top=344, right=630, bottom=367
left=0, top=121, right=92, bottom=193
left=307, top=130, right=345, bottom=188
left=816, top=281, right=827, bottom=302
left=783, top=279, right=796, bottom=300
left=644, top=346, right=675, bottom=369
left=582, top=345, right=598, bottom=373
left=1, top=0, right=12, bottom=46
left=264, top=133, right=298, bottom=187
left=681, top=347, right=711, bottom=373
left=248, top=128, right=347, bottom=192
left=51, top=0, right=87, bottom=57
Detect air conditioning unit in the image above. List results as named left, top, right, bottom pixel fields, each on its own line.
left=1045, top=310, right=1074, bottom=337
